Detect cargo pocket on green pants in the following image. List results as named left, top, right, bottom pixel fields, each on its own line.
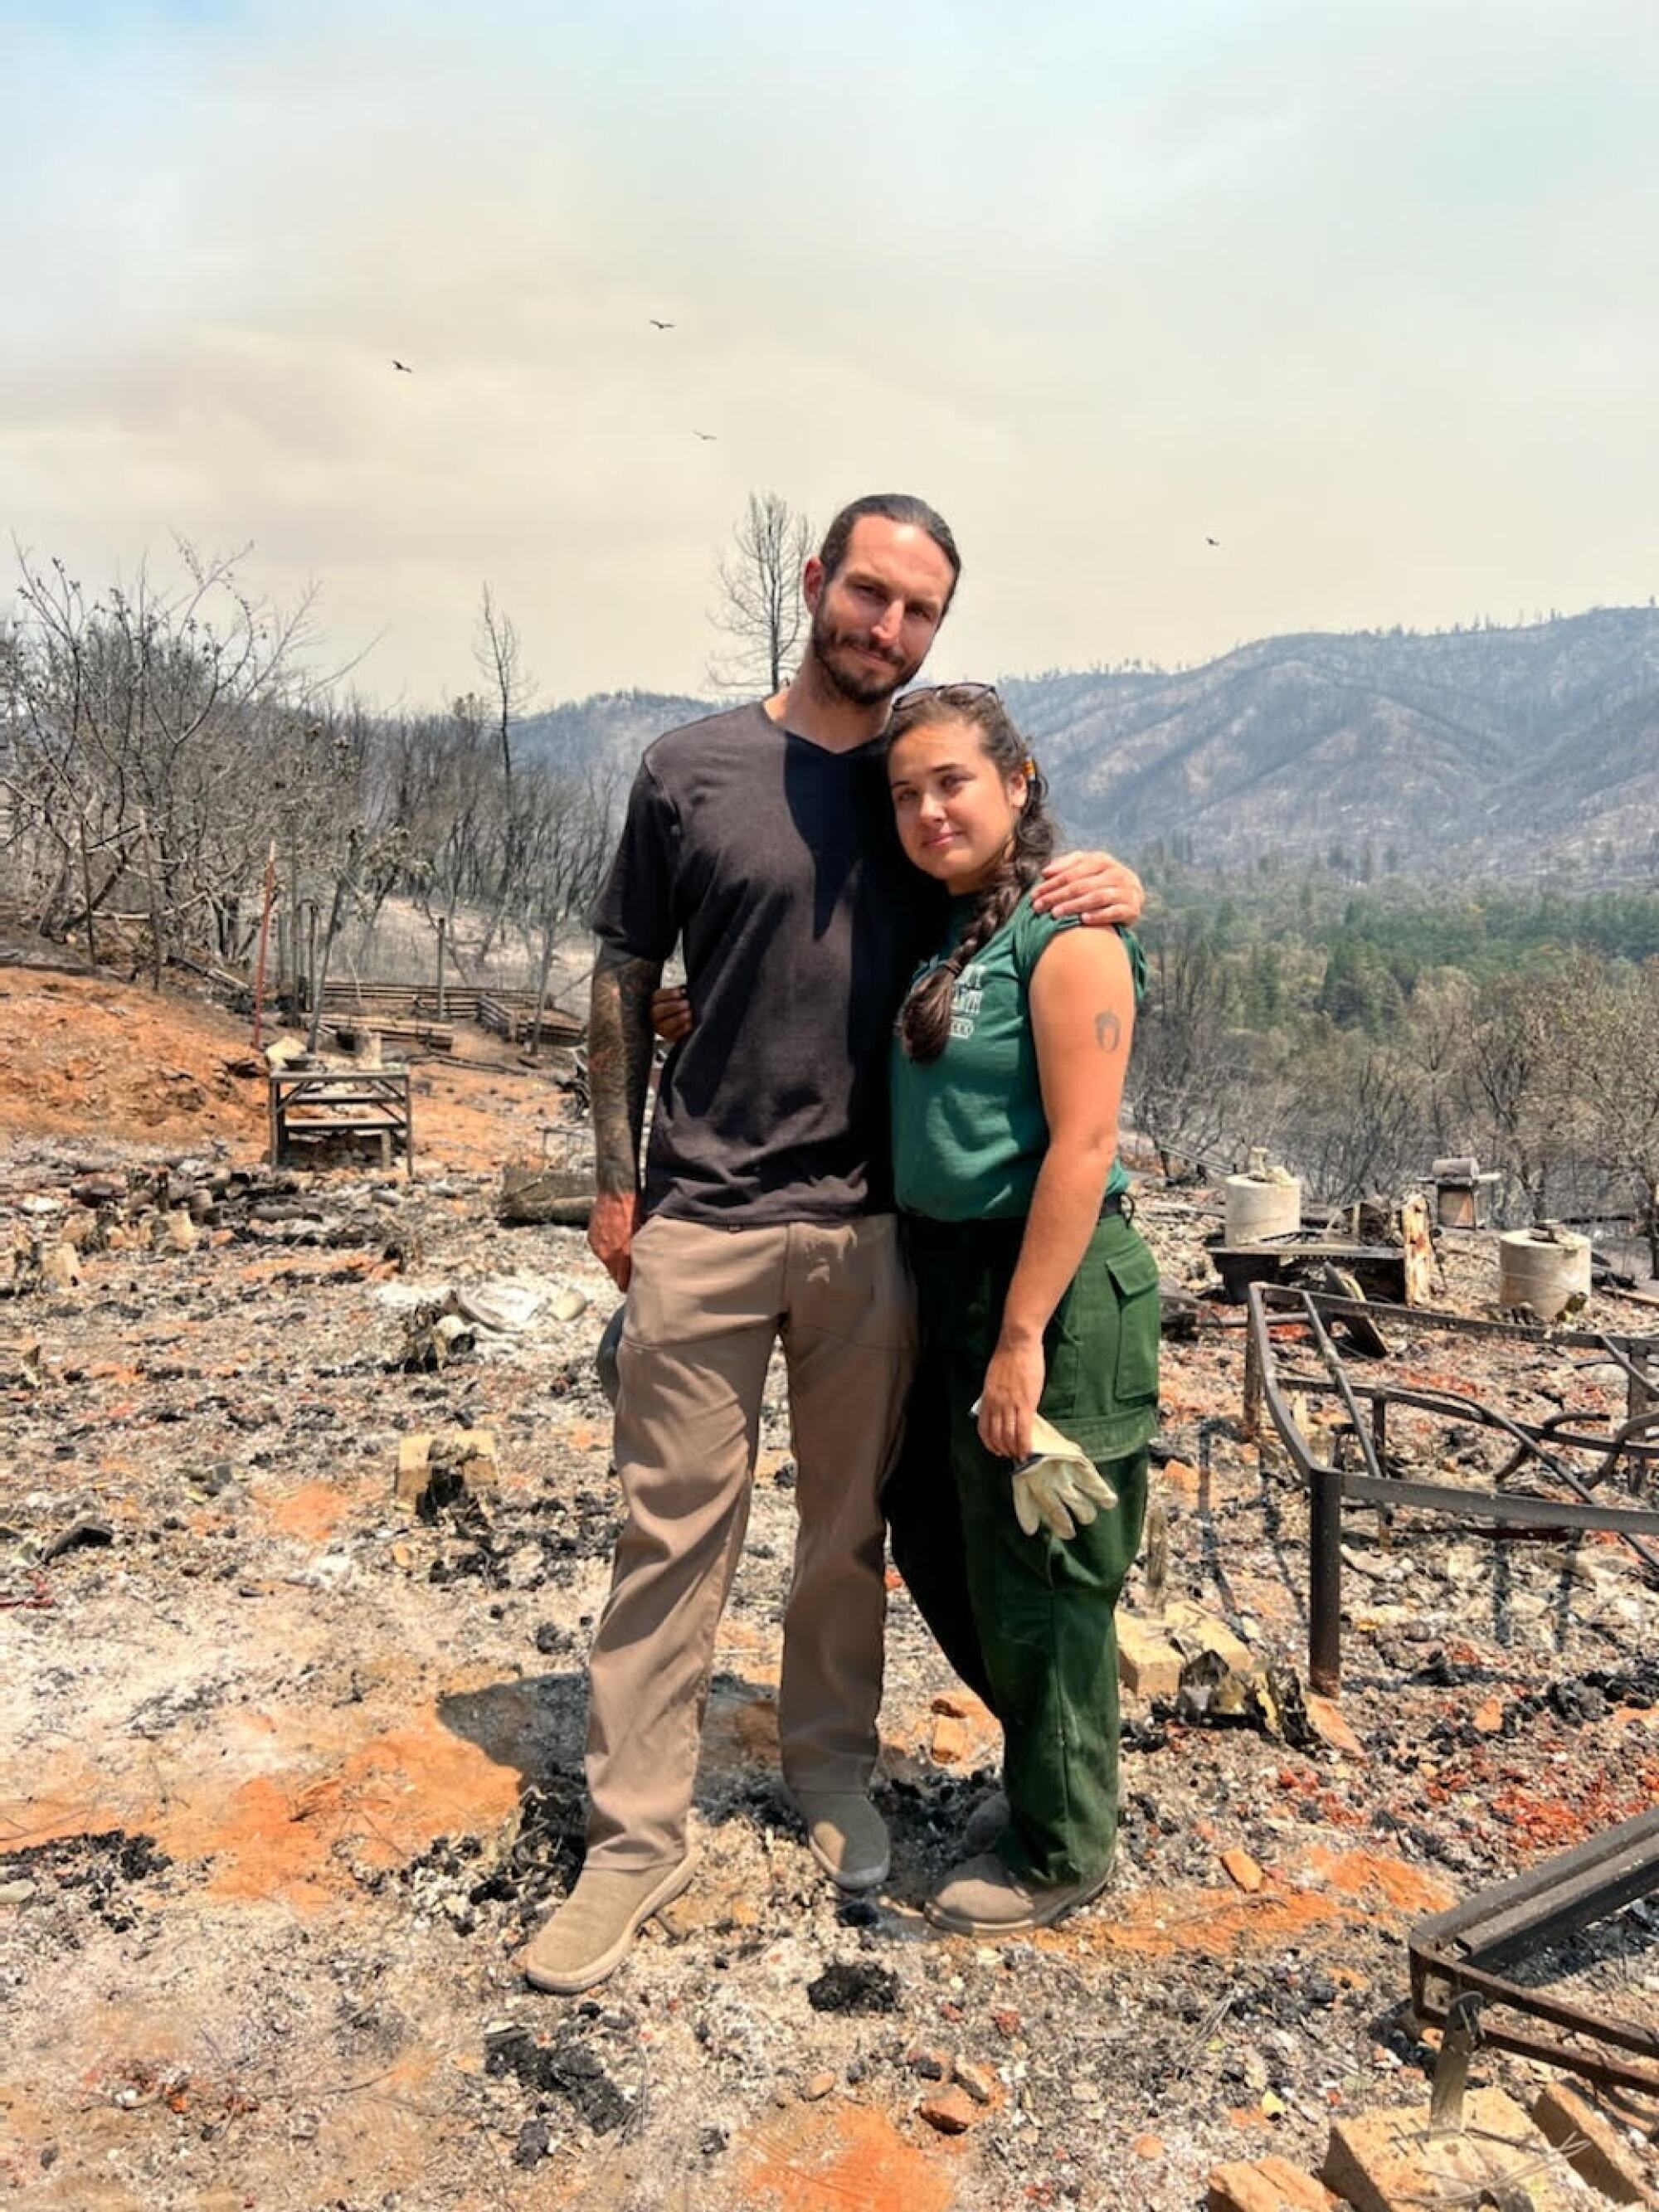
left=1042, top=1222, right=1160, bottom=1464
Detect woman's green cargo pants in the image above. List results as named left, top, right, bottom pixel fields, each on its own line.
left=885, top=1208, right=1160, bottom=1889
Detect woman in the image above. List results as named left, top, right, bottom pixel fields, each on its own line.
left=881, top=683, right=1160, bottom=1937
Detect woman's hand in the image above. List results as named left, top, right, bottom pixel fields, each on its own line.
left=975, top=1336, right=1045, bottom=1462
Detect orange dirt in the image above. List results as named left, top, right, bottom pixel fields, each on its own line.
left=264, top=1479, right=352, bottom=1543
left=7, top=1700, right=527, bottom=1912
left=1295, top=1845, right=1457, bottom=1916
left=731, top=2103, right=961, bottom=2212
left=0, top=962, right=572, bottom=1171
left=1081, top=1887, right=1356, bottom=1959
left=0, top=971, right=263, bottom=1145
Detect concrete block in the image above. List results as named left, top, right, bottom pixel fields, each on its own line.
left=1117, top=1612, right=1185, bottom=1699
left=395, top=1427, right=498, bottom=1512
left=1208, top=2156, right=1337, bottom=2212
left=1322, top=2088, right=1584, bottom=2212
left=1531, top=2082, right=1659, bottom=2208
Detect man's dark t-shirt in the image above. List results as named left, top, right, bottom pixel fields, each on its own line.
left=591, top=703, right=943, bottom=1226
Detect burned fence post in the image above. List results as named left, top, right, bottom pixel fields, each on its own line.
left=1309, top=1455, right=1344, bottom=1697
left=1242, top=1306, right=1262, bottom=1441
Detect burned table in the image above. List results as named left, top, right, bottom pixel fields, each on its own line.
left=268, top=1067, right=414, bottom=1177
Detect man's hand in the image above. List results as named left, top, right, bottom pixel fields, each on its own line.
left=1031, top=850, right=1145, bottom=927
left=588, top=1189, right=642, bottom=1291
left=650, top=984, right=693, bottom=1044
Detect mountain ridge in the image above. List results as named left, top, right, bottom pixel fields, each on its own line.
left=516, top=605, right=1659, bottom=879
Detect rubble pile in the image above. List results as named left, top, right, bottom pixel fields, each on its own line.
left=3, top=1012, right=1658, bottom=2207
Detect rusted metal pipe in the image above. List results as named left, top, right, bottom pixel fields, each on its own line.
left=1411, top=1806, right=1659, bottom=2101
left=1244, top=1283, right=1659, bottom=1691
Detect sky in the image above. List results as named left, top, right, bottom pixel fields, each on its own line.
left=4, top=0, right=1657, bottom=708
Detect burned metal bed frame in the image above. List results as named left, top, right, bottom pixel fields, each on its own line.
left=1242, top=1283, right=1659, bottom=1694
left=1411, top=1806, right=1659, bottom=2114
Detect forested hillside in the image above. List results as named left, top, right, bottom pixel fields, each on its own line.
left=520, top=607, right=1659, bottom=882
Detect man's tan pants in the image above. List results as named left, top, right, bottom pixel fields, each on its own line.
left=584, top=1213, right=915, bottom=1871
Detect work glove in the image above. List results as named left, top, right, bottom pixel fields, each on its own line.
left=975, top=1405, right=1119, bottom=1540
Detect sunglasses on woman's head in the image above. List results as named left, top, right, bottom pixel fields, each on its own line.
left=890, top=683, right=1001, bottom=715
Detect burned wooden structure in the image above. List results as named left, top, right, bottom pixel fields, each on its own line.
left=268, top=1067, right=414, bottom=1177
left=328, top=1013, right=455, bottom=1055
left=295, top=980, right=582, bottom=1052
left=1212, top=1193, right=1438, bottom=1307
left=1243, top=1284, right=1659, bottom=1693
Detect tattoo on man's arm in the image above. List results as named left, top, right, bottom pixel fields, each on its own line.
left=1094, top=1009, right=1123, bottom=1054
left=589, top=948, right=664, bottom=1196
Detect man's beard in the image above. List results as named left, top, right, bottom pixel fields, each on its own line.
left=808, top=605, right=919, bottom=706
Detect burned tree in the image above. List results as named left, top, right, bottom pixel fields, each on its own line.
left=707, top=491, right=812, bottom=695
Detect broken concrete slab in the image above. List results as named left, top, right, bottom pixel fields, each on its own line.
left=1322, top=2088, right=1589, bottom=2212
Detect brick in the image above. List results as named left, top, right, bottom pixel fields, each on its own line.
left=1303, top=1694, right=1365, bottom=1760
left=1323, top=2088, right=1579, bottom=2212
left=1117, top=1613, right=1185, bottom=1699
left=1531, top=2081, right=1659, bottom=2208
left=1221, top=1846, right=1266, bottom=1894
left=1208, top=2156, right=1335, bottom=2212
left=917, top=2087, right=976, bottom=2136
left=929, top=1715, right=971, bottom=1765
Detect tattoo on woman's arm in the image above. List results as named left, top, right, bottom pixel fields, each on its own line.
left=590, top=947, right=663, bottom=1196
left=1094, top=1009, right=1123, bottom=1054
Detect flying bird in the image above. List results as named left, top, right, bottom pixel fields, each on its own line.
left=392, top=359, right=413, bottom=373
left=649, top=319, right=675, bottom=330
left=692, top=429, right=718, bottom=441
left=1205, top=535, right=1222, bottom=547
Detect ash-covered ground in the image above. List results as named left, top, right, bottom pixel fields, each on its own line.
left=2, top=967, right=1657, bottom=2210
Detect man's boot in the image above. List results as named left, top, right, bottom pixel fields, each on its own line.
left=519, top=1855, right=695, bottom=1995
left=791, top=1791, right=889, bottom=1891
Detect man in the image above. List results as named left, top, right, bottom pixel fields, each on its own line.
left=522, top=493, right=1142, bottom=1994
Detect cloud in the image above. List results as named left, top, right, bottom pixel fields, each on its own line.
left=3, top=0, right=1655, bottom=703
